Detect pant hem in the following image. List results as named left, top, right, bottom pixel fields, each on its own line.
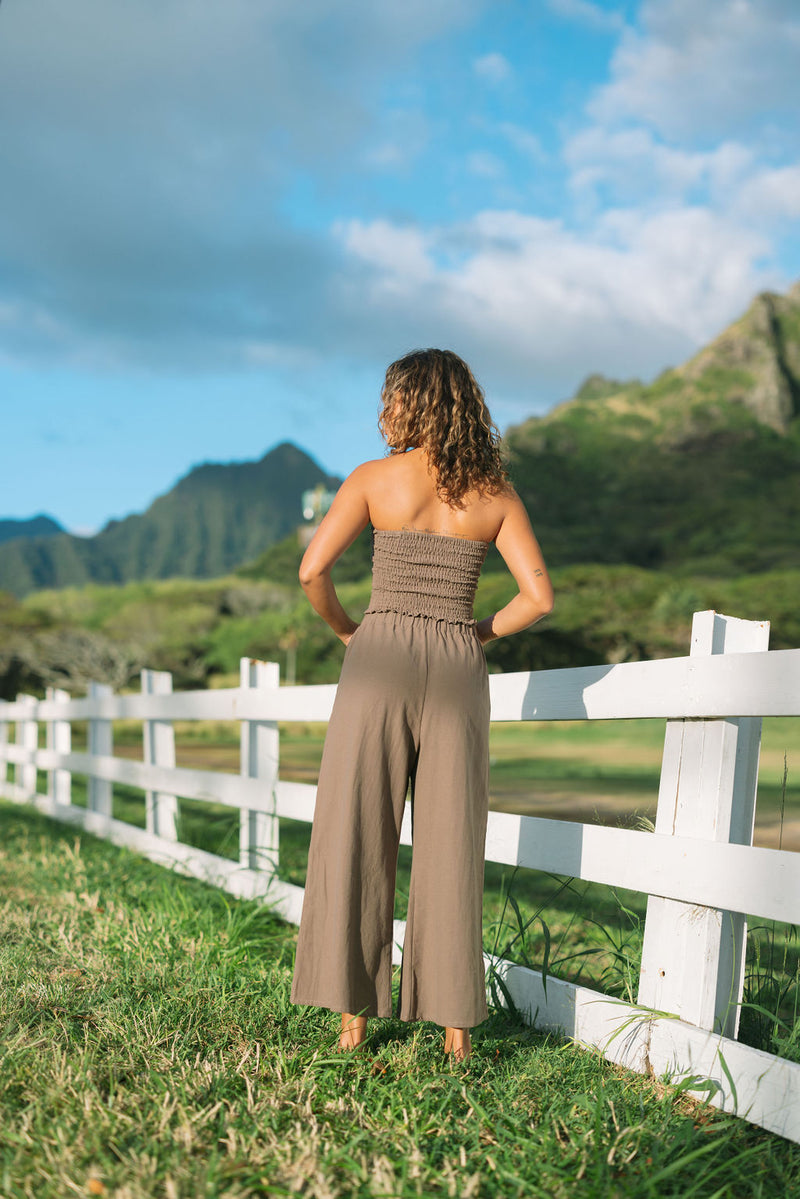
left=290, top=995, right=393, bottom=1018
left=396, top=1009, right=489, bottom=1027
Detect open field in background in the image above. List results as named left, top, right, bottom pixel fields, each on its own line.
left=2, top=800, right=799, bottom=1198
left=49, top=715, right=799, bottom=1066
left=98, top=715, right=800, bottom=851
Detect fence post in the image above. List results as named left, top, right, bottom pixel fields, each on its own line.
left=0, top=706, right=8, bottom=792
left=46, top=687, right=71, bottom=806
left=239, top=657, right=279, bottom=874
left=14, top=694, right=38, bottom=798
left=638, top=610, right=770, bottom=1037
left=141, top=669, right=178, bottom=840
left=87, top=681, right=113, bottom=818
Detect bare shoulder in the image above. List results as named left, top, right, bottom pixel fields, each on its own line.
left=480, top=481, right=525, bottom=529
left=489, top=483, right=540, bottom=540
left=338, top=457, right=387, bottom=491
left=493, top=480, right=522, bottom=511
left=351, top=453, right=413, bottom=491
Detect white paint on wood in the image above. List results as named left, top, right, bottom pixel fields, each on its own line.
left=46, top=687, right=71, bottom=806
left=639, top=613, right=770, bottom=1038
left=29, top=688, right=246, bottom=723
left=87, top=682, right=113, bottom=818
left=0, top=713, right=8, bottom=788
left=239, top=658, right=280, bottom=873
left=5, top=748, right=274, bottom=812
left=486, top=645, right=799, bottom=721
left=141, top=670, right=178, bottom=840
left=487, top=953, right=800, bottom=1144
left=275, top=780, right=800, bottom=926
left=274, top=780, right=318, bottom=824
left=13, top=694, right=37, bottom=797
left=4, top=757, right=799, bottom=926
left=483, top=812, right=800, bottom=925
left=244, top=682, right=338, bottom=724
left=2, top=647, right=800, bottom=726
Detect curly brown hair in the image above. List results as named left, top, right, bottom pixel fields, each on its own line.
left=378, top=348, right=508, bottom=506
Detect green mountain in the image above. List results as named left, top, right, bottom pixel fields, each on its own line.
left=4, top=282, right=799, bottom=599
left=0, top=515, right=64, bottom=545
left=504, top=282, right=800, bottom=576
left=239, top=282, right=800, bottom=588
left=0, top=443, right=340, bottom=597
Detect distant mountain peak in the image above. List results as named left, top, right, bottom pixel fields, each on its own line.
left=502, top=280, right=800, bottom=576
left=0, top=514, right=65, bottom=547
left=512, top=279, right=800, bottom=448
left=0, top=441, right=341, bottom=596
left=677, top=281, right=800, bottom=433
left=574, top=374, right=636, bottom=403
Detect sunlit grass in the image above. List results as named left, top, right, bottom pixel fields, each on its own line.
left=2, top=801, right=798, bottom=1198
left=36, top=714, right=800, bottom=1056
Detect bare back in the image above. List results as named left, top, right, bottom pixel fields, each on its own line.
left=300, top=444, right=552, bottom=638
left=362, top=449, right=510, bottom=544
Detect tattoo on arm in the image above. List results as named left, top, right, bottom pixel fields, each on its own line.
left=534, top=568, right=544, bottom=577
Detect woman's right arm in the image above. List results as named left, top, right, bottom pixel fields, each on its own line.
left=298, top=464, right=371, bottom=643
left=475, top=490, right=554, bottom=645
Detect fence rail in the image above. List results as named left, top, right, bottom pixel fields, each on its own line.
left=1, top=609, right=799, bottom=1144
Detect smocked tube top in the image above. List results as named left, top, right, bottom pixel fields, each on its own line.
left=364, top=528, right=489, bottom=624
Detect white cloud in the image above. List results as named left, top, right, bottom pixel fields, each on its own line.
left=473, top=52, right=513, bottom=84
left=2, top=0, right=797, bottom=416
left=337, top=220, right=435, bottom=292
left=334, top=205, right=778, bottom=404
left=590, top=0, right=800, bottom=140
left=0, top=0, right=482, bottom=368
left=547, top=0, right=625, bottom=33
left=734, top=165, right=800, bottom=223
left=565, top=126, right=755, bottom=207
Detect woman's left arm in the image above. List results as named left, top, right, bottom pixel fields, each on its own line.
left=298, top=464, right=371, bottom=643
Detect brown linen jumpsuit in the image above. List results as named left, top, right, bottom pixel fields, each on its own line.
left=290, top=528, right=491, bottom=1028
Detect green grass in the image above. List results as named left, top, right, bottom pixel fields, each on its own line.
left=51, top=714, right=798, bottom=1060
left=2, top=801, right=799, bottom=1199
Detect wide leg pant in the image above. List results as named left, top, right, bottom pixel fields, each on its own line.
left=289, top=610, right=490, bottom=1027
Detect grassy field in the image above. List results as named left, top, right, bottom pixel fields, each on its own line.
left=2, top=800, right=799, bottom=1199
left=37, top=715, right=800, bottom=1067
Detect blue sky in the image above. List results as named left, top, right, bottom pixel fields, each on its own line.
left=2, top=0, right=800, bottom=534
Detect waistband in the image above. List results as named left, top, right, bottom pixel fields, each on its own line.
left=362, top=604, right=477, bottom=626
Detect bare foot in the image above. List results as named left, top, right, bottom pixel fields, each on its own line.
left=338, top=1012, right=369, bottom=1052
left=444, top=1026, right=472, bottom=1063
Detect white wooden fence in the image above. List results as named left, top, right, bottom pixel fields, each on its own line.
left=1, top=610, right=798, bottom=1144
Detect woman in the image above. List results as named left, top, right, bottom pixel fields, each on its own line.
left=290, top=348, right=553, bottom=1063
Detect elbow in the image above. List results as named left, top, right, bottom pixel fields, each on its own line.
left=531, top=599, right=553, bottom=626
left=538, top=577, right=555, bottom=618
left=298, top=556, right=329, bottom=588
left=526, top=586, right=553, bottom=623
left=298, top=546, right=317, bottom=588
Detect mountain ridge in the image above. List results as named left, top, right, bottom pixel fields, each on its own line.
left=0, top=515, right=65, bottom=546
left=2, top=280, right=798, bottom=595
left=0, top=442, right=341, bottom=596
left=503, top=281, right=800, bottom=576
